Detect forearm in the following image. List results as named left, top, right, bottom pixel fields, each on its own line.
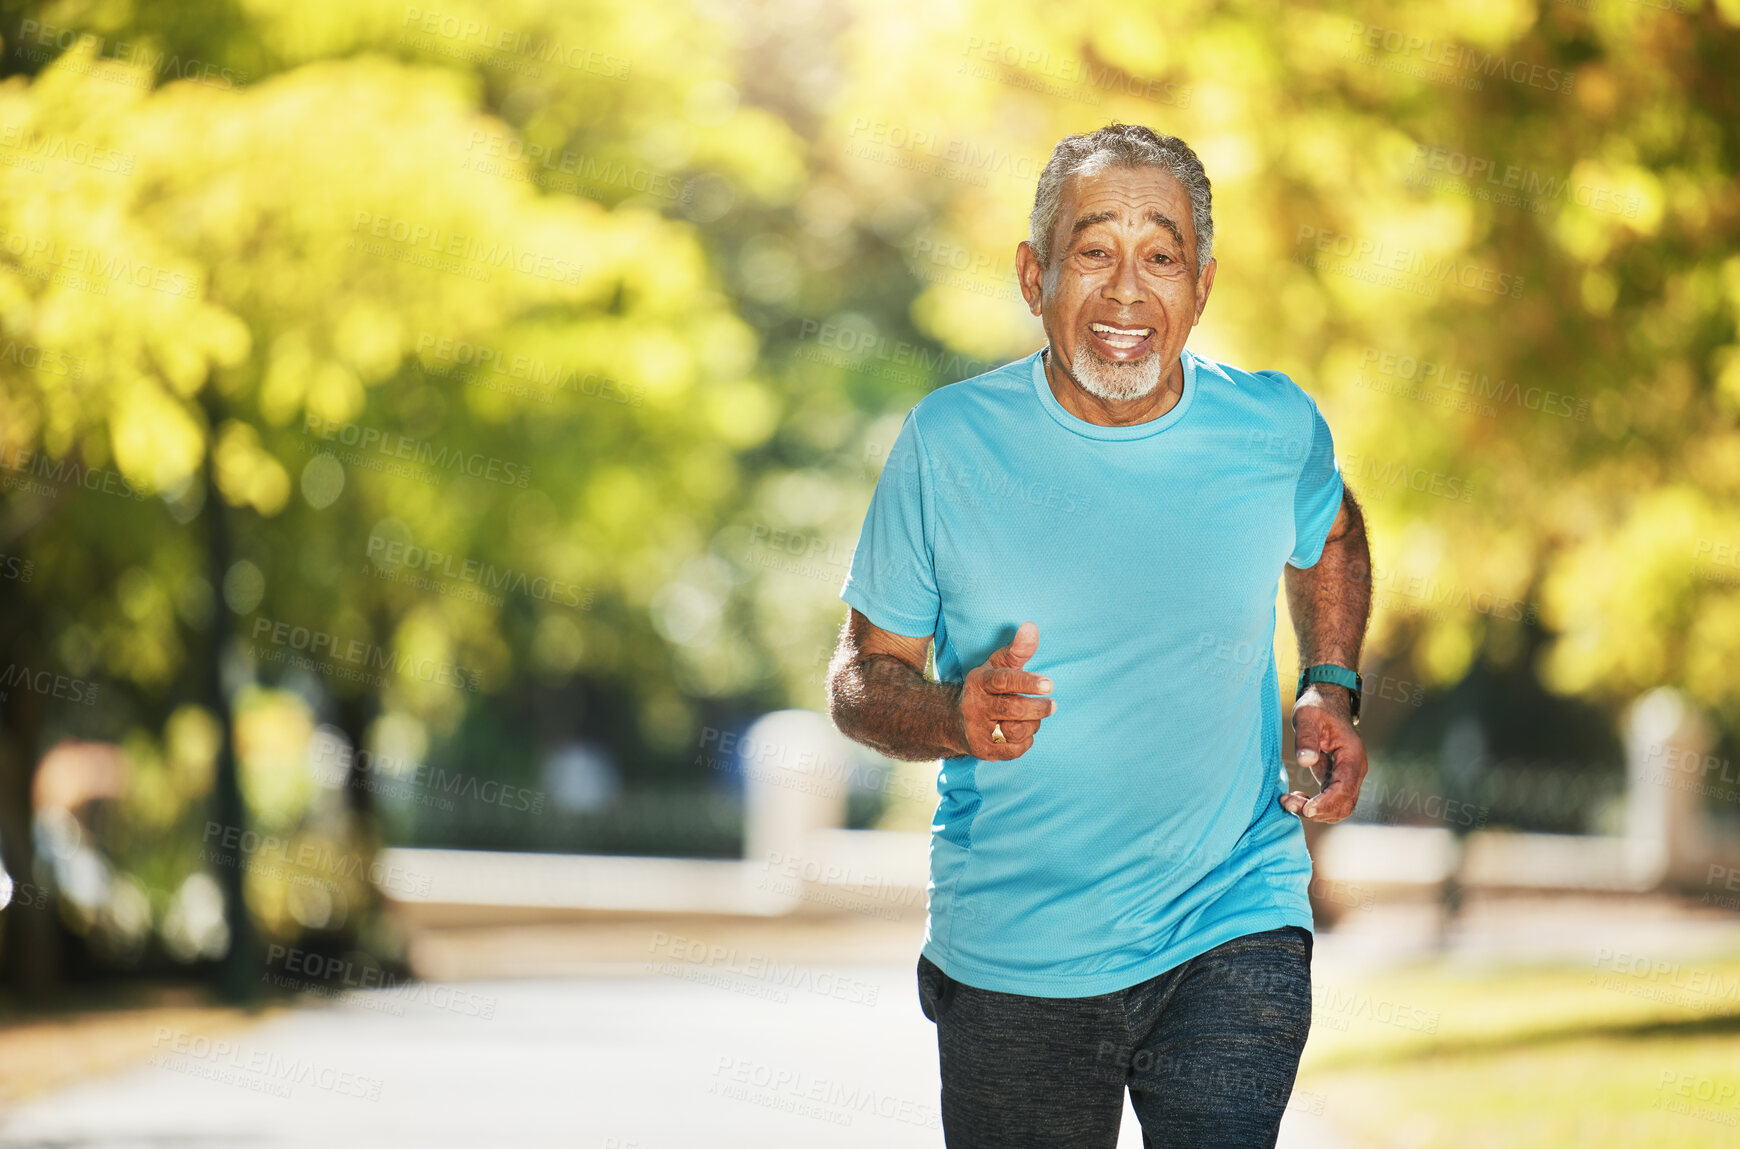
left=828, top=653, right=967, bottom=761
left=1285, top=491, right=1372, bottom=712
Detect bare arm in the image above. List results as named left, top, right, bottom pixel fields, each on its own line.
left=1284, top=487, right=1372, bottom=705
left=826, top=610, right=963, bottom=761
left=1281, top=488, right=1372, bottom=821
left=826, top=609, right=1055, bottom=762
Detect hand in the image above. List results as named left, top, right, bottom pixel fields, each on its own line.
left=958, top=621, right=1056, bottom=761
left=1281, top=685, right=1367, bottom=822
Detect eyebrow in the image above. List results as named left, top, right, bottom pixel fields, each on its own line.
left=1070, top=209, right=1186, bottom=254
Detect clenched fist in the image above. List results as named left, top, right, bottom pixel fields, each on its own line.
left=958, top=621, right=1057, bottom=761
left=1281, top=685, right=1368, bottom=823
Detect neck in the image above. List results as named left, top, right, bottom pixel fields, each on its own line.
left=1043, top=346, right=1184, bottom=427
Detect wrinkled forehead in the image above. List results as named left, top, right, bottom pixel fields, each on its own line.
left=1055, top=165, right=1195, bottom=254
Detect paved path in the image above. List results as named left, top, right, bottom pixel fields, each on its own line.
left=8, top=892, right=1737, bottom=1147
left=0, top=965, right=1349, bottom=1148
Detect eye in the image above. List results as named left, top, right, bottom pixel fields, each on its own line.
left=1151, top=252, right=1173, bottom=264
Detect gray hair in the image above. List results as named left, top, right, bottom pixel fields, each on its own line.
left=1028, top=123, right=1213, bottom=275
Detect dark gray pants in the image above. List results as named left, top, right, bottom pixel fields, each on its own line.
left=917, top=926, right=1313, bottom=1149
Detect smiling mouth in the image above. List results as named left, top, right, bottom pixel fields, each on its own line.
left=1087, top=321, right=1155, bottom=356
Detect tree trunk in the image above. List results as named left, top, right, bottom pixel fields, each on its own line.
left=0, top=668, right=55, bottom=999
left=202, top=393, right=257, bottom=1004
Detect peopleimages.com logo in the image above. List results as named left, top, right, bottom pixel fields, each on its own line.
left=248, top=616, right=482, bottom=693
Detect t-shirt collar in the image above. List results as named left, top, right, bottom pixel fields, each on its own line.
left=1029, top=344, right=1198, bottom=440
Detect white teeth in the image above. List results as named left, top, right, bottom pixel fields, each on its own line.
left=1090, top=322, right=1152, bottom=338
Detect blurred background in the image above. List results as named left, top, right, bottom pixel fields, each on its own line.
left=0, top=0, right=1737, bottom=1145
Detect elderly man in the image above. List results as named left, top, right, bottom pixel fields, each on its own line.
left=827, top=123, right=1372, bottom=1148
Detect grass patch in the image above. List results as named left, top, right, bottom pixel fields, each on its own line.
left=1299, top=951, right=1740, bottom=1147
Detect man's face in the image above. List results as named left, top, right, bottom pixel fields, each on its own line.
left=1017, top=165, right=1215, bottom=402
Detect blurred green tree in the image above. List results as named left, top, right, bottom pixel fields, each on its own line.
left=0, top=0, right=1736, bottom=998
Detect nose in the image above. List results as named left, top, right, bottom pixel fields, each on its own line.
left=1102, top=251, right=1147, bottom=307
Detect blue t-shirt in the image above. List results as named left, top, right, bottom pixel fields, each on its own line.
left=839, top=346, right=1345, bottom=997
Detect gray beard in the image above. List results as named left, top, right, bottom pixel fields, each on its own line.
left=1067, top=342, right=1164, bottom=402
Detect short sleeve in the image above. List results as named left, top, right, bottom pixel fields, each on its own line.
left=1288, top=394, right=1345, bottom=569
left=840, top=410, right=941, bottom=637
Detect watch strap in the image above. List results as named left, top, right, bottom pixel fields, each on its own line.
left=1297, top=664, right=1362, bottom=721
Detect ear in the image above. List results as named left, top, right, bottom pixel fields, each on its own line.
left=1016, top=240, right=1046, bottom=317
left=1192, top=257, right=1217, bottom=326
